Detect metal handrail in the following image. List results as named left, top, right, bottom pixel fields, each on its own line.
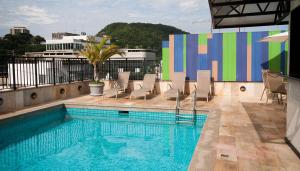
left=175, top=89, right=180, bottom=121
left=192, top=91, right=197, bottom=122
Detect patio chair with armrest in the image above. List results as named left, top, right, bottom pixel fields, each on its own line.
left=266, top=72, right=287, bottom=104
left=260, top=69, right=270, bottom=101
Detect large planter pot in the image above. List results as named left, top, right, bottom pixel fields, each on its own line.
left=89, top=83, right=104, bottom=96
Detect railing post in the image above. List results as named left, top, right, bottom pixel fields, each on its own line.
left=68, top=58, right=71, bottom=83
left=11, top=55, right=16, bottom=90
left=52, top=58, right=56, bottom=85
left=143, top=58, right=146, bottom=80
left=81, top=58, right=84, bottom=82
left=34, top=57, right=38, bottom=88
left=125, top=58, right=128, bottom=71
left=108, top=58, right=111, bottom=80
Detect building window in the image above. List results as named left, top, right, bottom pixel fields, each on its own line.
left=135, top=68, right=141, bottom=73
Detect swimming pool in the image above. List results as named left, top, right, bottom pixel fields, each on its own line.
left=0, top=106, right=207, bottom=171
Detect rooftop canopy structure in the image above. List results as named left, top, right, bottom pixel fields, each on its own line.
left=208, top=0, right=290, bottom=28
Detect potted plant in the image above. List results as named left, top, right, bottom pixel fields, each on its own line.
left=80, top=36, right=124, bottom=96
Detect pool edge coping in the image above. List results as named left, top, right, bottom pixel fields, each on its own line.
left=0, top=101, right=219, bottom=171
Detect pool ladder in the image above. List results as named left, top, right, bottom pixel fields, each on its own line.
left=175, top=90, right=197, bottom=124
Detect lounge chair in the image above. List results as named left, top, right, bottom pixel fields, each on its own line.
left=130, top=74, right=156, bottom=100
left=103, top=72, right=130, bottom=98
left=193, top=70, right=211, bottom=102
left=164, top=72, right=186, bottom=99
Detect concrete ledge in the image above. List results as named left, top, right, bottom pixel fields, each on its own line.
left=0, top=81, right=90, bottom=114
left=0, top=80, right=264, bottom=114
left=102, top=80, right=264, bottom=98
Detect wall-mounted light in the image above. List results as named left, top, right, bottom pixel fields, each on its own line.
left=60, top=88, right=65, bottom=94
left=78, top=85, right=82, bottom=92
left=31, top=92, right=37, bottom=99
left=240, top=86, right=246, bottom=92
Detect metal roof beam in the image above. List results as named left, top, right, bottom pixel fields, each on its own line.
left=214, top=10, right=288, bottom=19
left=264, top=2, right=271, bottom=12
left=211, top=0, right=281, bottom=7
left=215, top=21, right=288, bottom=28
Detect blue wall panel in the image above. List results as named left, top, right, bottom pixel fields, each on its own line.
left=186, top=34, right=198, bottom=80
left=162, top=41, right=169, bottom=48
left=236, top=32, right=247, bottom=81
left=207, top=38, right=213, bottom=71
left=174, top=35, right=184, bottom=72
left=252, top=32, right=264, bottom=81
left=199, top=54, right=209, bottom=70
left=261, top=31, right=269, bottom=70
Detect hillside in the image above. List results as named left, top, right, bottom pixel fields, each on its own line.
left=97, top=22, right=188, bottom=59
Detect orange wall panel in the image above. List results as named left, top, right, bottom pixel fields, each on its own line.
left=169, top=35, right=174, bottom=80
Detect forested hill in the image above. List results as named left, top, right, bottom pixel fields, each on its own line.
left=97, top=22, right=188, bottom=58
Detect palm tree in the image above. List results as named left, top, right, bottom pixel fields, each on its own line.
left=80, top=36, right=124, bottom=82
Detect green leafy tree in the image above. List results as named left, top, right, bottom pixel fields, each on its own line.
left=80, top=36, right=124, bottom=82
left=31, top=35, right=45, bottom=44
left=0, top=33, right=46, bottom=57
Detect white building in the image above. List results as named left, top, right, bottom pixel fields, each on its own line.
left=110, top=49, right=156, bottom=60
left=24, top=32, right=156, bottom=61
left=25, top=34, right=104, bottom=58
left=43, top=35, right=103, bottom=58
left=10, top=26, right=30, bottom=35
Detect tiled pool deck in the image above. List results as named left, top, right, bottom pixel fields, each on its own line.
left=1, top=94, right=299, bottom=171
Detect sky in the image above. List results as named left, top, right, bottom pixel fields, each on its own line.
left=0, top=0, right=287, bottom=39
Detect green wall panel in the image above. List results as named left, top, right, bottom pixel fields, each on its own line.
left=198, top=33, right=207, bottom=45
left=247, top=32, right=252, bottom=45
left=222, top=32, right=237, bottom=81
left=268, top=31, right=281, bottom=72
left=162, top=48, right=169, bottom=80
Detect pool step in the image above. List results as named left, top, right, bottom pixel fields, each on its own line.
left=176, top=115, right=193, bottom=119
left=176, top=120, right=195, bottom=125
left=175, top=114, right=196, bottom=124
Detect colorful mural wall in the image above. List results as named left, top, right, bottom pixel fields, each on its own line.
left=162, top=31, right=288, bottom=82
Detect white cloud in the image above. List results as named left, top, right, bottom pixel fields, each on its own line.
left=14, top=5, right=58, bottom=25
left=178, top=0, right=202, bottom=11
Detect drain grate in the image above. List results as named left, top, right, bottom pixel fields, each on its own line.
left=118, top=111, right=129, bottom=116
left=220, top=154, right=229, bottom=158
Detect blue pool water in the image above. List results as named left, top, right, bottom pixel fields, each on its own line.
left=0, top=107, right=207, bottom=171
